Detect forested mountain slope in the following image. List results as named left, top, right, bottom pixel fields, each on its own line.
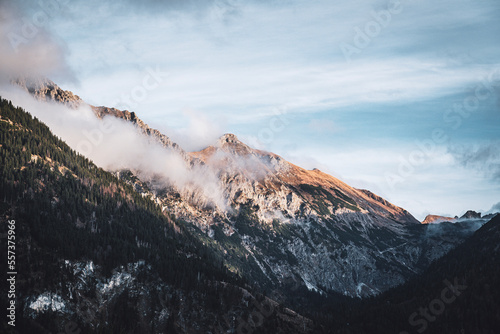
left=0, top=97, right=312, bottom=333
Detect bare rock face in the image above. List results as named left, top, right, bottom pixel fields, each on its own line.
left=189, top=133, right=418, bottom=229
left=12, top=77, right=83, bottom=108
left=422, top=215, right=457, bottom=224
left=461, top=210, right=481, bottom=219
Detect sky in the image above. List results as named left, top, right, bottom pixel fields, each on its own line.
left=0, top=0, right=499, bottom=220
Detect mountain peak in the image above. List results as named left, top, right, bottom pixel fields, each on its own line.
left=215, top=133, right=253, bottom=155
left=12, top=76, right=83, bottom=108
left=422, top=210, right=486, bottom=224
left=422, top=214, right=456, bottom=224
left=217, top=133, right=244, bottom=147
left=219, top=133, right=239, bottom=142
left=461, top=210, right=481, bottom=219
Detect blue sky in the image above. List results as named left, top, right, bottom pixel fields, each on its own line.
left=1, top=0, right=499, bottom=219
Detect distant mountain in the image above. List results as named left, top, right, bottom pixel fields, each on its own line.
left=460, top=210, right=481, bottom=219
left=422, top=210, right=494, bottom=226
left=9, top=78, right=482, bottom=298
left=422, top=215, right=457, bottom=224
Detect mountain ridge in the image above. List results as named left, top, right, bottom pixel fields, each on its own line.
left=13, top=77, right=419, bottom=228
left=422, top=210, right=497, bottom=225
left=9, top=78, right=480, bottom=298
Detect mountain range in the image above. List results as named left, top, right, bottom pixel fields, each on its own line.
left=1, top=78, right=498, bottom=333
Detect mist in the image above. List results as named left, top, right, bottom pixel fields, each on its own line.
left=0, top=85, right=228, bottom=210
left=154, top=108, right=225, bottom=153
left=0, top=1, right=74, bottom=83
left=450, top=142, right=500, bottom=183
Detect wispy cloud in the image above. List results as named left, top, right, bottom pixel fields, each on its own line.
left=488, top=202, right=500, bottom=214
left=450, top=141, right=500, bottom=182
left=0, top=85, right=228, bottom=210
left=154, top=108, right=226, bottom=152
left=307, top=119, right=337, bottom=133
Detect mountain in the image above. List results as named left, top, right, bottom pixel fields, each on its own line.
left=0, top=97, right=313, bottom=333
left=422, top=215, right=457, bottom=224
left=10, top=79, right=482, bottom=298
left=3, top=78, right=498, bottom=332
left=121, top=130, right=481, bottom=297
left=422, top=210, right=493, bottom=231
left=460, top=210, right=481, bottom=219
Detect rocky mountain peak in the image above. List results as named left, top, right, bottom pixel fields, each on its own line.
left=461, top=210, right=482, bottom=219
left=422, top=210, right=489, bottom=224
left=12, top=76, right=83, bottom=108
left=422, top=214, right=456, bottom=224
left=219, top=133, right=239, bottom=142
left=215, top=133, right=253, bottom=156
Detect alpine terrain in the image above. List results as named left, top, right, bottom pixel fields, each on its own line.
left=0, top=78, right=497, bottom=333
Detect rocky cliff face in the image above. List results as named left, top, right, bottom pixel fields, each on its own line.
left=16, top=79, right=480, bottom=297
left=118, top=131, right=475, bottom=297
left=461, top=210, right=482, bottom=219
left=12, top=77, right=83, bottom=108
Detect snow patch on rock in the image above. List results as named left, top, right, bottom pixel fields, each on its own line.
left=29, top=292, right=66, bottom=314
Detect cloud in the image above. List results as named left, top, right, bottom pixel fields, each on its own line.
left=488, top=202, right=500, bottom=214
left=450, top=141, right=500, bottom=182
left=155, top=109, right=225, bottom=152
left=46, top=0, right=499, bottom=130
left=0, top=85, right=227, bottom=210
left=92, top=0, right=242, bottom=16
left=0, top=1, right=74, bottom=82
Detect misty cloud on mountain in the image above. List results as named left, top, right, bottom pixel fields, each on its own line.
left=156, top=108, right=225, bottom=152
left=0, top=85, right=228, bottom=210
left=488, top=202, right=500, bottom=214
